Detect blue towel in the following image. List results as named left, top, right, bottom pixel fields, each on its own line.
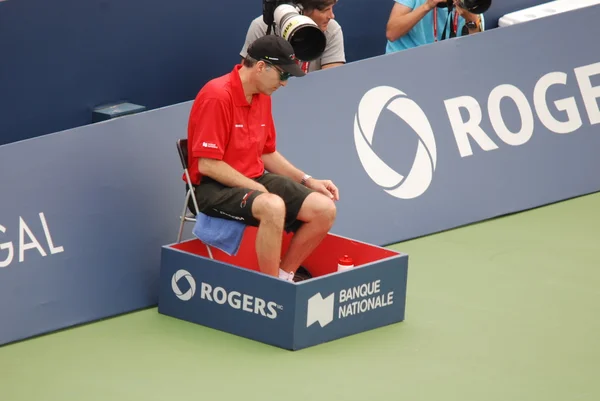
left=192, top=212, right=246, bottom=256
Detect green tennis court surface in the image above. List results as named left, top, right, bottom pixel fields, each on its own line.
left=2, top=193, right=599, bottom=401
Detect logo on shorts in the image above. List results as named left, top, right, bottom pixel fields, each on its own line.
left=354, top=86, right=437, bottom=200
left=240, top=191, right=255, bottom=208
left=213, top=209, right=245, bottom=221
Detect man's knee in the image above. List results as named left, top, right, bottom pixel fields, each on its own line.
left=252, top=193, right=286, bottom=226
left=303, top=193, right=337, bottom=226
left=319, top=197, right=337, bottom=227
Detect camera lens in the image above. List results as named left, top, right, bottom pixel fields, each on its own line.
left=274, top=4, right=327, bottom=61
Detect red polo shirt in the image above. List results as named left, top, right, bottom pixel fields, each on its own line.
left=185, top=64, right=277, bottom=185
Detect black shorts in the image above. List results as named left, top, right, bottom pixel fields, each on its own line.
left=189, top=173, right=314, bottom=233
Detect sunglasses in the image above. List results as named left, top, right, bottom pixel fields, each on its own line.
left=262, top=60, right=292, bottom=81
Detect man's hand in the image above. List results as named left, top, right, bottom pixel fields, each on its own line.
left=425, top=0, right=448, bottom=11
left=255, top=183, right=269, bottom=194
left=306, top=178, right=340, bottom=201
left=454, top=0, right=480, bottom=24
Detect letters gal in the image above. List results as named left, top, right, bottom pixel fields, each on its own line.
left=0, top=212, right=65, bottom=268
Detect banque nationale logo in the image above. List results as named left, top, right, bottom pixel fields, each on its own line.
left=306, top=279, right=394, bottom=328
left=354, top=86, right=437, bottom=200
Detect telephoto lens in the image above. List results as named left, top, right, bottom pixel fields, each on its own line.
left=274, top=3, right=326, bottom=61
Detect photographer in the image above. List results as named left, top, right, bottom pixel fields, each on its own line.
left=240, top=0, right=345, bottom=73
left=385, top=0, right=490, bottom=54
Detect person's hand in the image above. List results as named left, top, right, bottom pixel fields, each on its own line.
left=426, top=0, right=448, bottom=11
left=254, top=183, right=269, bottom=193
left=306, top=178, right=340, bottom=201
left=453, top=0, right=479, bottom=23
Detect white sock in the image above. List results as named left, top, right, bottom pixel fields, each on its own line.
left=279, top=268, right=294, bottom=281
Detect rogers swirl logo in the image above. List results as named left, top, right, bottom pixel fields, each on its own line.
left=171, top=269, right=196, bottom=301
left=354, top=86, right=437, bottom=199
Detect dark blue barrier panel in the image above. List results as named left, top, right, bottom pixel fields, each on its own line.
left=158, top=228, right=408, bottom=350
left=271, top=5, right=600, bottom=246
left=0, top=106, right=191, bottom=346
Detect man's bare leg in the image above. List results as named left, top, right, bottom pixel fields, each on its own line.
left=279, top=192, right=336, bottom=274
left=252, top=193, right=286, bottom=277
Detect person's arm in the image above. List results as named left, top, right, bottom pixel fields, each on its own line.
left=198, top=159, right=267, bottom=192
left=260, top=107, right=339, bottom=200
left=260, top=112, right=303, bottom=182
left=262, top=151, right=339, bottom=200
left=386, top=0, right=446, bottom=42
left=262, top=150, right=306, bottom=183
left=322, top=62, right=344, bottom=70
left=454, top=4, right=485, bottom=35
left=319, top=22, right=346, bottom=70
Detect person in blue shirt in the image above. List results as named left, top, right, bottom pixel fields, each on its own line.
left=385, top=0, right=489, bottom=54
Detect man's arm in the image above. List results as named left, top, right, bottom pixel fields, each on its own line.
left=455, top=4, right=485, bottom=35
left=262, top=151, right=339, bottom=200
left=319, top=22, right=346, bottom=70
left=198, top=158, right=267, bottom=192
left=259, top=107, right=339, bottom=200
left=386, top=0, right=446, bottom=42
left=262, top=151, right=306, bottom=184
left=322, top=62, right=344, bottom=70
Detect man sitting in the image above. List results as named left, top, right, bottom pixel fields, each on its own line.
left=186, top=35, right=339, bottom=282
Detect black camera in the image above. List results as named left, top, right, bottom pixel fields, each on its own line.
left=262, top=0, right=326, bottom=62
left=437, top=0, right=492, bottom=14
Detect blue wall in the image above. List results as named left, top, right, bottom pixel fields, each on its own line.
left=2, top=3, right=600, bottom=346
left=0, top=0, right=547, bottom=145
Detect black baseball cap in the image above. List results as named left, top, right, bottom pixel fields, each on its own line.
left=247, top=35, right=306, bottom=78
